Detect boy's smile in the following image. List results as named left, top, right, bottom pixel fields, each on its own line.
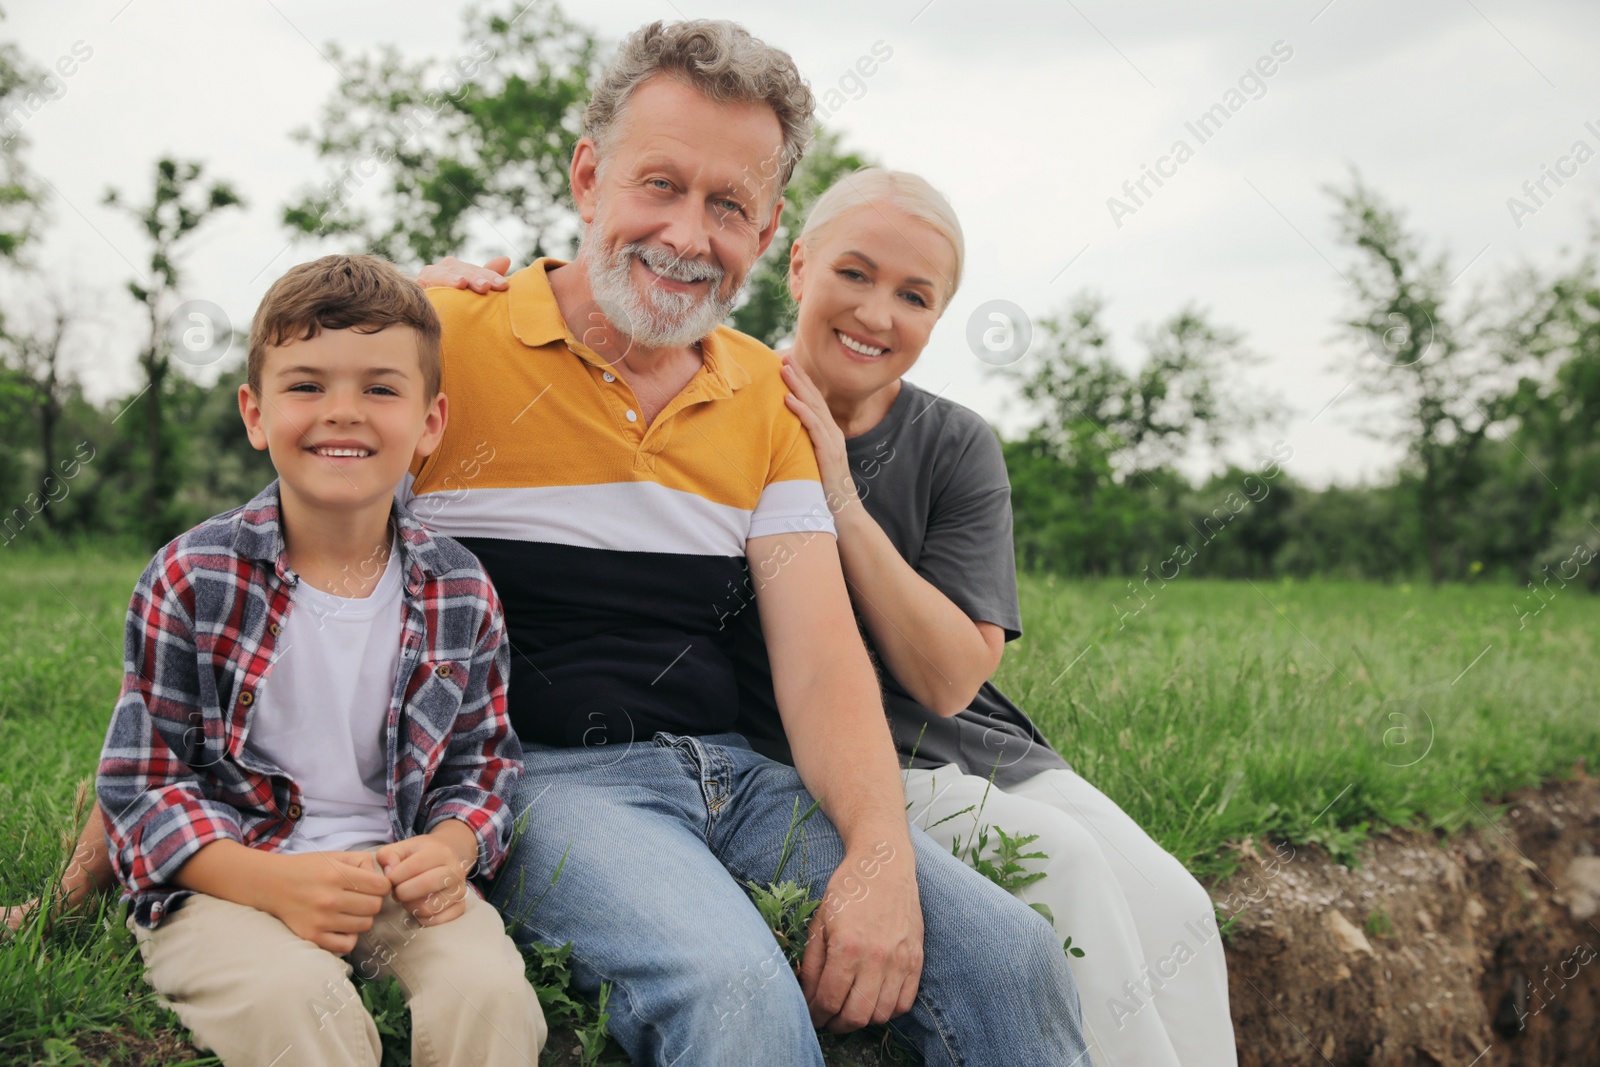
left=306, top=440, right=375, bottom=460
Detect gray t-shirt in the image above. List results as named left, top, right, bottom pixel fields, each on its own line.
left=731, top=379, right=1067, bottom=789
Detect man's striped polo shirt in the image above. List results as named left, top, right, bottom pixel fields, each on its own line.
left=402, top=258, right=834, bottom=749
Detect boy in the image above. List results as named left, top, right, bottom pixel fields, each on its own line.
left=95, top=254, right=546, bottom=1067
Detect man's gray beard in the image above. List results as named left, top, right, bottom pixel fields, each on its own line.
left=580, top=224, right=740, bottom=350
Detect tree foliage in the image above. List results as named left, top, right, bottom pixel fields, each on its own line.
left=2, top=290, right=72, bottom=525
left=1000, top=294, right=1281, bottom=576
left=282, top=0, right=598, bottom=267
left=1006, top=291, right=1272, bottom=476
left=994, top=178, right=1600, bottom=585
left=728, top=127, right=874, bottom=347
left=1327, top=172, right=1562, bottom=583
left=0, top=12, right=45, bottom=262
left=104, top=158, right=244, bottom=543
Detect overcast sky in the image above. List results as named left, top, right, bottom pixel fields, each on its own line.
left=6, top=0, right=1599, bottom=486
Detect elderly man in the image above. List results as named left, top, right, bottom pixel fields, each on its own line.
left=408, top=20, right=1086, bottom=1065
left=34, top=18, right=1087, bottom=1067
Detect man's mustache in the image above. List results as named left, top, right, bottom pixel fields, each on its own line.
left=629, top=243, right=724, bottom=286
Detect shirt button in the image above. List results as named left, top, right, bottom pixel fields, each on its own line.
left=268, top=622, right=281, bottom=637
left=625, top=409, right=638, bottom=422
left=286, top=803, right=303, bottom=821
left=602, top=371, right=616, bottom=383
left=238, top=690, right=254, bottom=706
left=436, top=663, right=453, bottom=679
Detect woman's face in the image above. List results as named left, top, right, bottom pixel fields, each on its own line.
left=789, top=202, right=955, bottom=400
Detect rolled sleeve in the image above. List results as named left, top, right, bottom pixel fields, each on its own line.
left=915, top=424, right=1024, bottom=639
left=106, top=780, right=246, bottom=893
left=416, top=583, right=522, bottom=878
left=97, top=553, right=246, bottom=898
left=748, top=479, right=836, bottom=540
left=750, top=403, right=836, bottom=540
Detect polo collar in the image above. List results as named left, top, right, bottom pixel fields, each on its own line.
left=508, top=257, right=752, bottom=395
left=507, top=257, right=570, bottom=349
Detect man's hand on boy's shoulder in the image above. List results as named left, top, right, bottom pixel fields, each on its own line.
left=376, top=820, right=479, bottom=927
left=415, top=254, right=512, bottom=293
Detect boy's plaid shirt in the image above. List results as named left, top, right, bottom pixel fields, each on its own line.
left=97, top=480, right=523, bottom=928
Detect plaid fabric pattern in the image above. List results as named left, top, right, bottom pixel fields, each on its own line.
left=97, top=479, right=522, bottom=928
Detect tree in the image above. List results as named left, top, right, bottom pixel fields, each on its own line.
left=282, top=0, right=598, bottom=268
left=0, top=11, right=45, bottom=262
left=1505, top=251, right=1600, bottom=581
left=1328, top=173, right=1558, bottom=583
left=729, top=127, right=873, bottom=347
left=1, top=288, right=75, bottom=526
left=104, top=158, right=243, bottom=543
left=1000, top=292, right=1275, bottom=575
left=1007, top=291, right=1271, bottom=475
left=1, top=17, right=62, bottom=532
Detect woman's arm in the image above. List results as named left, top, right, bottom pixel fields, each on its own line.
left=780, top=359, right=1005, bottom=716
left=836, top=507, right=1006, bottom=715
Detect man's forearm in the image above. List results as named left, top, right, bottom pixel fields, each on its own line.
left=750, top=530, right=914, bottom=854
left=783, top=668, right=912, bottom=854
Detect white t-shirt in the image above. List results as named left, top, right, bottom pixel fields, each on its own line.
left=245, top=536, right=404, bottom=854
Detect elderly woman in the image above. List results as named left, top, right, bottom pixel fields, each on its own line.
left=424, top=168, right=1238, bottom=1066
left=738, top=169, right=1236, bottom=1067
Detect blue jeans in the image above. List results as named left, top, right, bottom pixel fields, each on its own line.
left=487, top=732, right=1088, bottom=1066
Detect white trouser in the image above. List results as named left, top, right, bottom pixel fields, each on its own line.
left=903, top=765, right=1238, bottom=1067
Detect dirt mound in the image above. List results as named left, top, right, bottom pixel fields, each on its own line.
left=1219, top=774, right=1600, bottom=1066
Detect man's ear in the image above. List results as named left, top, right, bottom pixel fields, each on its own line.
left=754, top=190, right=786, bottom=259
left=787, top=236, right=807, bottom=304
left=238, top=384, right=269, bottom=451
left=569, top=138, right=601, bottom=224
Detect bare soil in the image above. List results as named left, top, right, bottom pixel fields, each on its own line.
left=1219, top=773, right=1600, bottom=1066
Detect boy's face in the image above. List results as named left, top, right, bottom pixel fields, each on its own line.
left=239, top=326, right=446, bottom=516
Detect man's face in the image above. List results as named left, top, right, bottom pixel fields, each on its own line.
left=573, top=75, right=786, bottom=349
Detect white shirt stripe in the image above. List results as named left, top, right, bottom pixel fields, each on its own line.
left=397, top=475, right=834, bottom=556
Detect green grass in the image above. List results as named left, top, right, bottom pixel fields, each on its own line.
left=0, top=546, right=216, bottom=1064
left=2, top=545, right=1597, bottom=1061
left=1001, top=572, right=1600, bottom=878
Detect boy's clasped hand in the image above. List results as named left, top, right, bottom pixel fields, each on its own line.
left=262, top=837, right=471, bottom=955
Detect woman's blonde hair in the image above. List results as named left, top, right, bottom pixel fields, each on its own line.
left=798, top=168, right=965, bottom=305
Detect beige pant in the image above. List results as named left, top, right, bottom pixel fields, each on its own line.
left=131, top=883, right=547, bottom=1067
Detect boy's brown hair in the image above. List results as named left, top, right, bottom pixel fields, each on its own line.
left=248, top=254, right=442, bottom=397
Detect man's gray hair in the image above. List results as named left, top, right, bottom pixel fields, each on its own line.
left=584, top=20, right=815, bottom=192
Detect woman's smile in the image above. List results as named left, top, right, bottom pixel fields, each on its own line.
left=834, top=328, right=890, bottom=360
